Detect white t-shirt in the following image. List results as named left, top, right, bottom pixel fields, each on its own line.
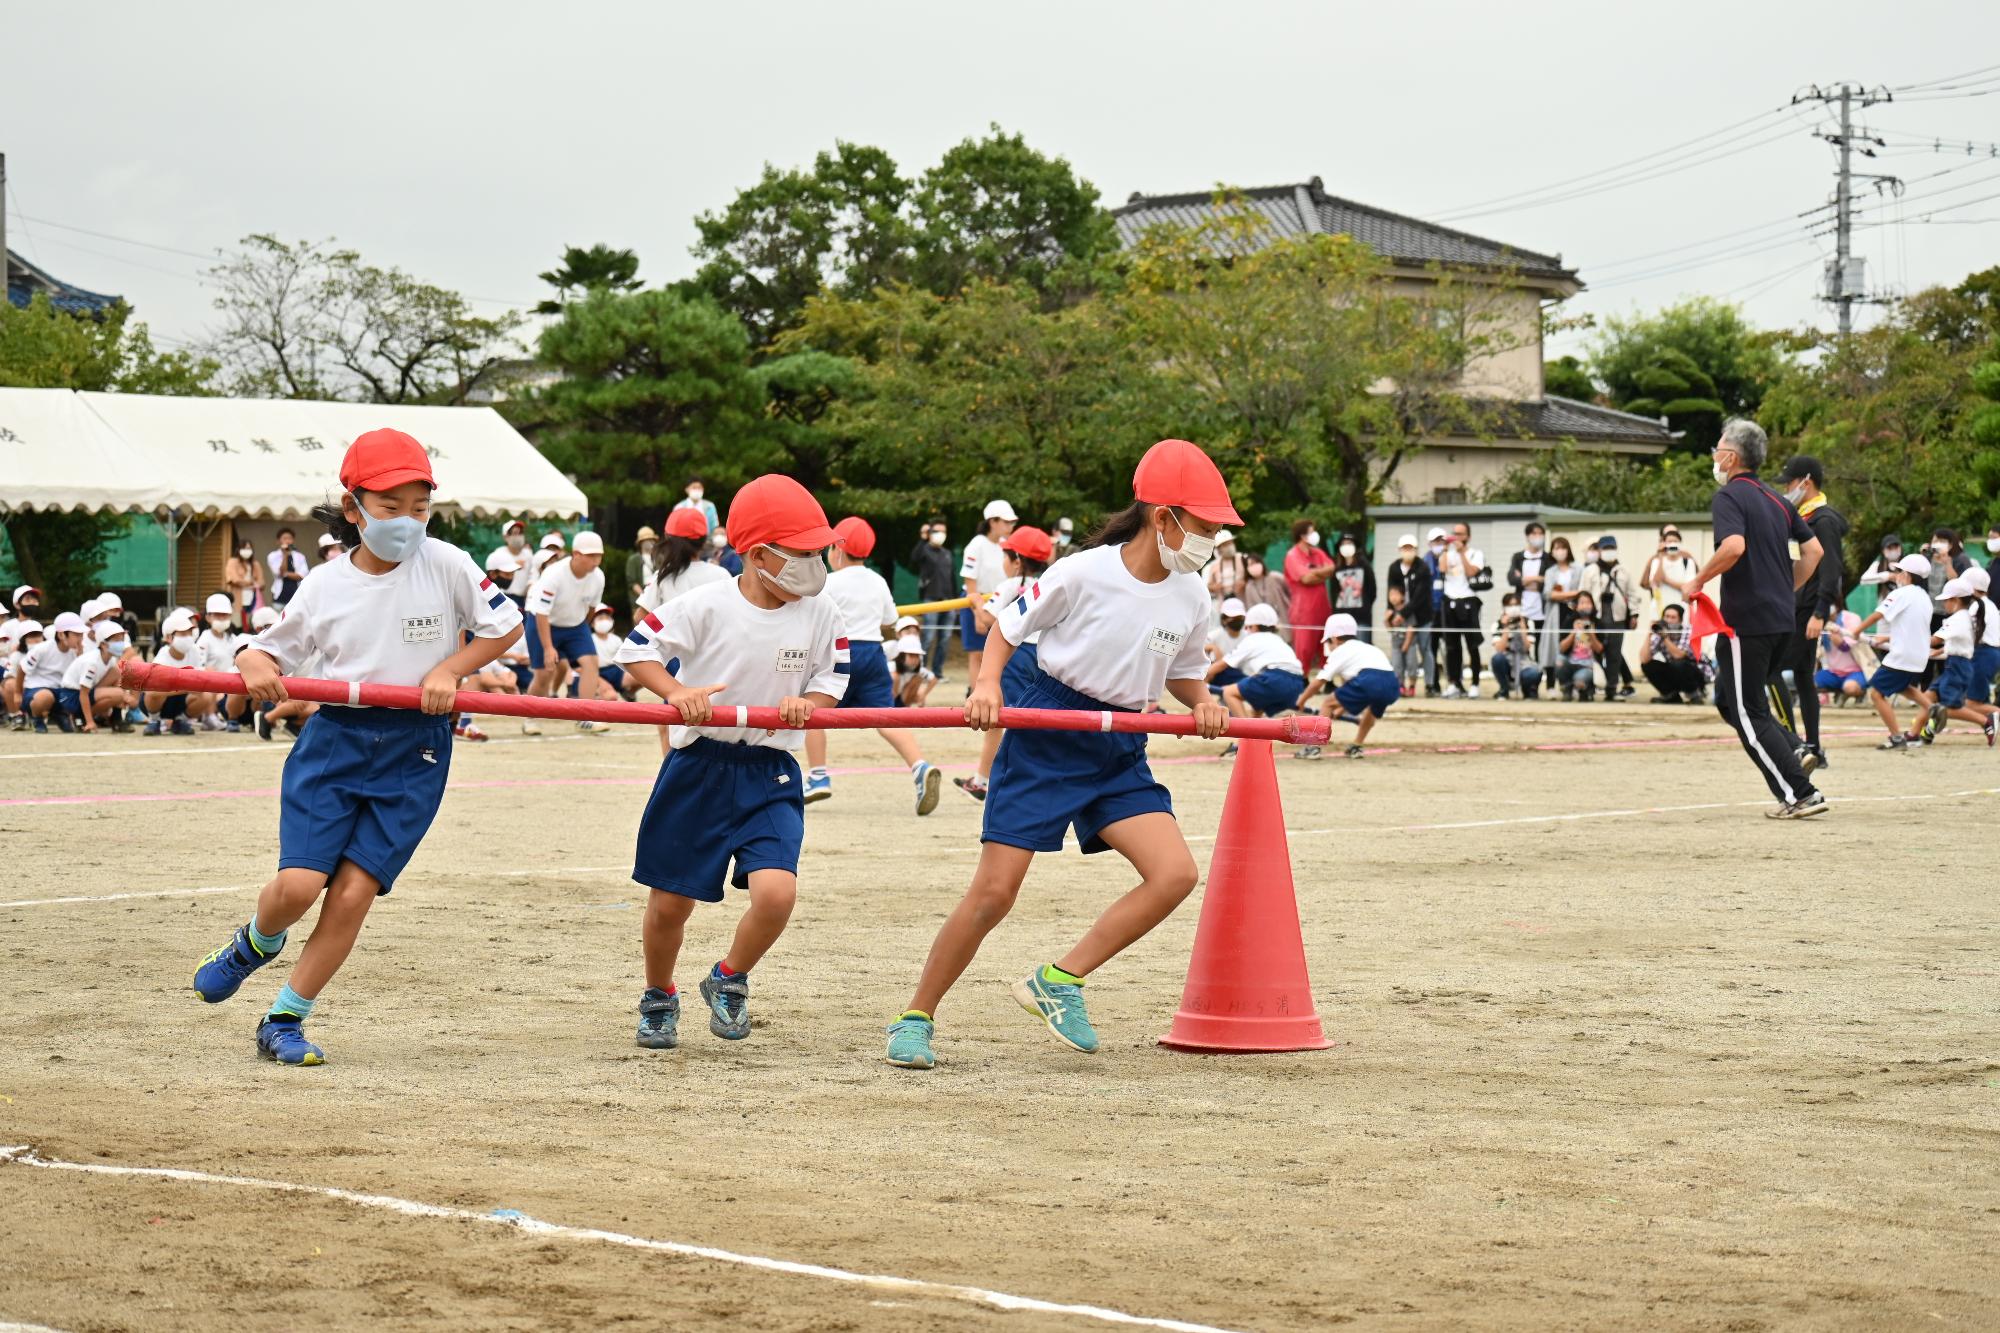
left=1206, top=625, right=1243, bottom=658
left=1516, top=550, right=1548, bottom=621
left=197, top=628, right=242, bottom=673
left=1439, top=545, right=1486, bottom=600
left=1224, top=630, right=1304, bottom=677
left=152, top=638, right=202, bottom=670
left=486, top=544, right=533, bottom=598
left=637, top=560, right=733, bottom=614
left=960, top=534, right=1008, bottom=595
left=824, top=565, right=898, bottom=643
left=248, top=539, right=521, bottom=694
left=986, top=576, right=1043, bottom=646
left=993, top=544, right=1209, bottom=712
left=60, top=649, right=117, bottom=691
left=615, top=577, right=848, bottom=752
left=527, top=559, right=606, bottom=628
left=22, top=641, right=77, bottom=691
left=1877, top=583, right=1934, bottom=671
left=1318, top=638, right=1394, bottom=685
left=591, top=629, right=622, bottom=662
left=1979, top=597, right=2000, bottom=648
left=1938, top=608, right=1975, bottom=659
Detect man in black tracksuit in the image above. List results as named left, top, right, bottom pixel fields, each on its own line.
left=1772, top=454, right=1848, bottom=770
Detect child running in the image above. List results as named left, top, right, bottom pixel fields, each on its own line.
left=885, top=439, right=1234, bottom=1070
left=1296, top=613, right=1400, bottom=759
left=802, top=516, right=942, bottom=814
left=1920, top=578, right=1998, bottom=745
left=1963, top=566, right=2000, bottom=715
left=614, top=474, right=848, bottom=1050
left=1854, top=552, right=1935, bottom=750
left=954, top=525, right=1054, bottom=802
left=522, top=530, right=611, bottom=736
left=189, top=428, right=523, bottom=1065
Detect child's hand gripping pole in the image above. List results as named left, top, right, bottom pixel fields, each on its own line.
left=122, top=663, right=1334, bottom=745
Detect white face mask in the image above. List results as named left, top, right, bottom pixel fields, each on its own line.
left=710, top=529, right=727, bottom=548
left=687, top=487, right=704, bottom=502
left=506, top=532, right=526, bottom=550
left=929, top=531, right=947, bottom=546
left=1157, top=511, right=1215, bottom=575
left=208, top=618, right=232, bottom=634
left=1712, top=459, right=1730, bottom=485
left=1934, top=541, right=1951, bottom=557
left=1988, top=537, right=2000, bottom=554
left=1585, top=551, right=1600, bottom=565
left=1337, top=543, right=1356, bottom=558
left=237, top=547, right=253, bottom=560
left=1304, top=530, right=1321, bottom=548
left=755, top=546, right=828, bottom=598
left=105, top=639, right=129, bottom=657
left=1057, top=532, right=1071, bottom=547
left=171, top=633, right=195, bottom=654
left=1784, top=485, right=1806, bottom=506
left=592, top=616, right=614, bottom=634
left=1526, top=536, right=1543, bottom=551
left=1430, top=543, right=1445, bottom=556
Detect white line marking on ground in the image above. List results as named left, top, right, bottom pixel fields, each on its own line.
left=0, top=732, right=642, bottom=762
left=0, top=884, right=244, bottom=909
left=0, top=1321, right=70, bottom=1333
left=0, top=1147, right=1241, bottom=1333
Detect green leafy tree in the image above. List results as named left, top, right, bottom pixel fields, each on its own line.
left=909, top=127, right=1117, bottom=301
left=1478, top=446, right=1716, bottom=512
left=1591, top=297, right=1789, bottom=451
left=1544, top=353, right=1597, bottom=401
left=205, top=234, right=523, bottom=403
left=534, top=244, right=642, bottom=315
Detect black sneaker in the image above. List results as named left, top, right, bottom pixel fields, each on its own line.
left=1877, top=733, right=1910, bottom=751
left=1797, top=746, right=1821, bottom=775
left=1652, top=693, right=1683, bottom=705
left=255, top=709, right=274, bottom=741
left=953, top=775, right=987, bottom=802
left=1767, top=792, right=1829, bottom=820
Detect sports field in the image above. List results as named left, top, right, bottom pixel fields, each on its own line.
left=2, top=701, right=1995, bottom=1332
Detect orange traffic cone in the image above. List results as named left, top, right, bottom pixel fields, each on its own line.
left=1158, top=738, right=1333, bottom=1053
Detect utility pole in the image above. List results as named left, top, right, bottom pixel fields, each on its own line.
left=1, top=151, right=8, bottom=296
left=1793, top=83, right=1896, bottom=336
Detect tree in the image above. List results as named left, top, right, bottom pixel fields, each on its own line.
left=205, top=235, right=523, bottom=403
left=909, top=126, right=1117, bottom=301
left=534, top=244, right=642, bottom=315
left=1479, top=445, right=1716, bottom=512
left=1591, top=297, right=1789, bottom=451
left=1544, top=353, right=1597, bottom=401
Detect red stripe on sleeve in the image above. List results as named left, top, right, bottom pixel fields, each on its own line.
left=834, top=637, right=850, bottom=650
left=643, top=613, right=664, bottom=632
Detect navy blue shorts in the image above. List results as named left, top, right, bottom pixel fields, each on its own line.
left=1207, top=665, right=1243, bottom=695
left=959, top=606, right=988, bottom=652
left=1235, top=668, right=1305, bottom=716
left=1334, top=668, right=1401, bottom=719
left=634, top=737, right=804, bottom=902
left=983, top=663, right=1172, bottom=855
left=839, top=640, right=894, bottom=708
left=526, top=615, right=597, bottom=670
left=278, top=706, right=453, bottom=895
left=1870, top=664, right=1921, bottom=696
left=1001, top=641, right=1039, bottom=700
left=1971, top=644, right=2000, bottom=705
left=1936, top=656, right=1974, bottom=709
left=55, top=687, right=85, bottom=717
left=568, top=663, right=627, bottom=696
left=510, top=663, right=534, bottom=691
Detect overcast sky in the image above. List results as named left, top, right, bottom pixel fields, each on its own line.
left=7, top=1, right=1997, bottom=367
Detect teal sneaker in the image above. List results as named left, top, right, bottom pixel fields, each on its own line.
left=699, top=966, right=751, bottom=1040
left=1011, top=969, right=1099, bottom=1053
left=636, top=987, right=679, bottom=1049
left=884, top=1015, right=936, bottom=1069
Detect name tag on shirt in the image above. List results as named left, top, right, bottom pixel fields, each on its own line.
left=776, top=647, right=809, bottom=673
left=1145, top=627, right=1186, bottom=657
left=402, top=614, right=444, bottom=645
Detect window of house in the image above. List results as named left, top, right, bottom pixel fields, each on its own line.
left=1431, top=487, right=1468, bottom=506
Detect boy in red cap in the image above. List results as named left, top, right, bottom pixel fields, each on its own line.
left=191, top=428, right=524, bottom=1066
left=886, top=440, right=1234, bottom=1069
left=955, top=523, right=1055, bottom=801
left=615, top=474, right=849, bottom=1050
left=801, top=515, right=944, bottom=814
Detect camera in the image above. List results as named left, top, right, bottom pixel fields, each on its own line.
left=1651, top=620, right=1667, bottom=634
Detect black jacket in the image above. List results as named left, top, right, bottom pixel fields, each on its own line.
left=1384, top=558, right=1433, bottom=626
left=1797, top=501, right=1849, bottom=618
left=909, top=540, right=957, bottom=601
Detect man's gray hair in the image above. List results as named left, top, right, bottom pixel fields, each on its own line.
left=1719, top=418, right=1768, bottom=469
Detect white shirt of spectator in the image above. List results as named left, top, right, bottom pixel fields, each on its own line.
left=993, top=543, right=1209, bottom=712
left=247, top=539, right=521, bottom=695
left=1318, top=638, right=1394, bottom=685
left=527, top=559, right=606, bottom=628
left=267, top=547, right=309, bottom=585
left=1877, top=583, right=1934, bottom=671
left=637, top=559, right=732, bottom=614
left=615, top=576, right=847, bottom=752
left=1224, top=630, right=1304, bottom=677
left=1937, top=608, right=1975, bottom=659
left=197, top=627, right=243, bottom=673
left=21, top=641, right=77, bottom=691
left=1517, top=551, right=1547, bottom=621
left=824, top=564, right=898, bottom=643
left=1439, top=544, right=1485, bottom=600
left=60, top=647, right=117, bottom=691
left=960, top=534, right=1009, bottom=596
left=987, top=575, right=1043, bottom=646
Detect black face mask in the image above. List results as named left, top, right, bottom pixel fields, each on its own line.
left=1222, top=618, right=1245, bottom=634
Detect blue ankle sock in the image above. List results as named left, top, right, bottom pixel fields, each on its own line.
left=247, top=918, right=287, bottom=956
left=268, top=984, right=315, bottom=1021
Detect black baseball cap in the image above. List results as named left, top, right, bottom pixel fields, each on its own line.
left=1777, top=455, right=1824, bottom=487
left=1881, top=533, right=1903, bottom=549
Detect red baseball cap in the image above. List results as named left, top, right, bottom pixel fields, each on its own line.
left=1133, top=439, right=1241, bottom=525
left=1001, top=525, right=1054, bottom=563
left=663, top=507, right=710, bottom=541
left=832, top=516, right=877, bottom=558
left=726, top=474, right=837, bottom=554
left=340, top=428, right=435, bottom=493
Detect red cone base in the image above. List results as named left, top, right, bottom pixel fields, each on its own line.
left=1159, top=739, right=1333, bottom=1053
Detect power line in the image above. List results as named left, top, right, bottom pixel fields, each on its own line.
left=1890, top=62, right=2000, bottom=93
left=5, top=211, right=215, bottom=262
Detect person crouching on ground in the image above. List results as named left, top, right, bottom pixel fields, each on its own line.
left=1295, top=612, right=1399, bottom=760
left=1210, top=601, right=1306, bottom=756
left=1641, top=602, right=1706, bottom=704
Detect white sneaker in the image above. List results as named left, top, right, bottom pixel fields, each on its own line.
left=521, top=719, right=543, bottom=736
left=1441, top=685, right=1465, bottom=700
left=577, top=720, right=611, bottom=734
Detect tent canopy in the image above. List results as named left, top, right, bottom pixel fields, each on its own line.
left=2, top=389, right=586, bottom=519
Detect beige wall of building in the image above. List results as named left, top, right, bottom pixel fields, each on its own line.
left=1381, top=437, right=1667, bottom=507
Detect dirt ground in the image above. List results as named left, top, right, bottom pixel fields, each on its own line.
left=1, top=692, right=1996, bottom=1332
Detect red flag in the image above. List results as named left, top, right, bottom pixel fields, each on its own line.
left=1689, top=591, right=1734, bottom=648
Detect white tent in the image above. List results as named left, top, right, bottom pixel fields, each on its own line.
left=75, top=393, right=586, bottom=519
left=0, top=387, right=175, bottom=513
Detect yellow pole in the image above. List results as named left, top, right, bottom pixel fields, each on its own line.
left=895, top=596, right=972, bottom=617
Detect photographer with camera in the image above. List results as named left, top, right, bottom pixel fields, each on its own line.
left=1489, top=593, right=1542, bottom=700
left=1641, top=602, right=1706, bottom=704
left=1641, top=523, right=1700, bottom=620
left=1557, top=595, right=1604, bottom=702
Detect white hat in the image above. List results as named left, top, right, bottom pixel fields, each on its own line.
left=51, top=611, right=87, bottom=635
left=1397, top=533, right=1418, bottom=549
left=1245, top=602, right=1279, bottom=628
left=97, top=591, right=123, bottom=612
left=1323, top=612, right=1359, bottom=640
left=251, top=605, right=281, bottom=630
left=12, top=618, right=44, bottom=639
left=1425, top=527, right=1449, bottom=542
left=205, top=593, right=234, bottom=616
left=485, top=549, right=521, bottom=573
left=1938, top=577, right=1972, bottom=602
left=318, top=532, right=341, bottom=549
left=894, top=614, right=920, bottom=632
left=160, top=609, right=197, bottom=635
left=79, top=595, right=107, bottom=620
left=1219, top=597, right=1247, bottom=618
left=93, top=621, right=128, bottom=647
left=1964, top=566, right=1991, bottom=594
left=893, top=632, right=924, bottom=656
left=572, top=531, right=605, bottom=556
left=1214, top=529, right=1236, bottom=546
left=541, top=532, right=567, bottom=549
left=1895, top=553, right=1932, bottom=578
left=982, top=499, right=1018, bottom=521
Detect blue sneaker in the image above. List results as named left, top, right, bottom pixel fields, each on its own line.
left=144, top=718, right=163, bottom=736
left=1011, top=969, right=1099, bottom=1053
left=698, top=966, right=751, bottom=1040
left=884, top=1015, right=936, bottom=1069
left=31, top=716, right=47, bottom=733
left=912, top=761, right=941, bottom=816
left=803, top=770, right=833, bottom=804
left=193, top=924, right=282, bottom=1003
left=636, top=987, right=680, bottom=1049
left=256, top=1016, right=325, bottom=1066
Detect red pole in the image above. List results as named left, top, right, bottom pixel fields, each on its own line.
left=122, top=663, right=1333, bottom=745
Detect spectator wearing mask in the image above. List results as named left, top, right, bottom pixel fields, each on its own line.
left=1488, top=593, right=1541, bottom=700
left=1854, top=532, right=1905, bottom=619
left=1642, top=602, right=1706, bottom=704
left=268, top=528, right=310, bottom=608
left=1773, top=455, right=1849, bottom=770
left=1581, top=535, right=1640, bottom=700
left=1382, top=582, right=1420, bottom=696
left=672, top=476, right=719, bottom=535
left=1435, top=521, right=1487, bottom=698
left=1640, top=523, right=1700, bottom=620
left=910, top=517, right=958, bottom=676
left=1506, top=522, right=1551, bottom=635
left=1383, top=535, right=1436, bottom=696
left=1054, top=517, right=1077, bottom=559
left=1240, top=550, right=1290, bottom=635
left=1284, top=519, right=1335, bottom=674
left=1557, top=595, right=1603, bottom=702
left=1206, top=529, right=1248, bottom=609
left=1540, top=535, right=1583, bottom=671
left=1328, top=534, right=1375, bottom=641
left=626, top=526, right=662, bottom=605
left=1986, top=523, right=2000, bottom=592
left=705, top=523, right=745, bottom=577
left=1814, top=610, right=1869, bottom=704
left=959, top=499, right=1017, bottom=692
left=224, top=538, right=265, bottom=631
left=487, top=520, right=532, bottom=601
